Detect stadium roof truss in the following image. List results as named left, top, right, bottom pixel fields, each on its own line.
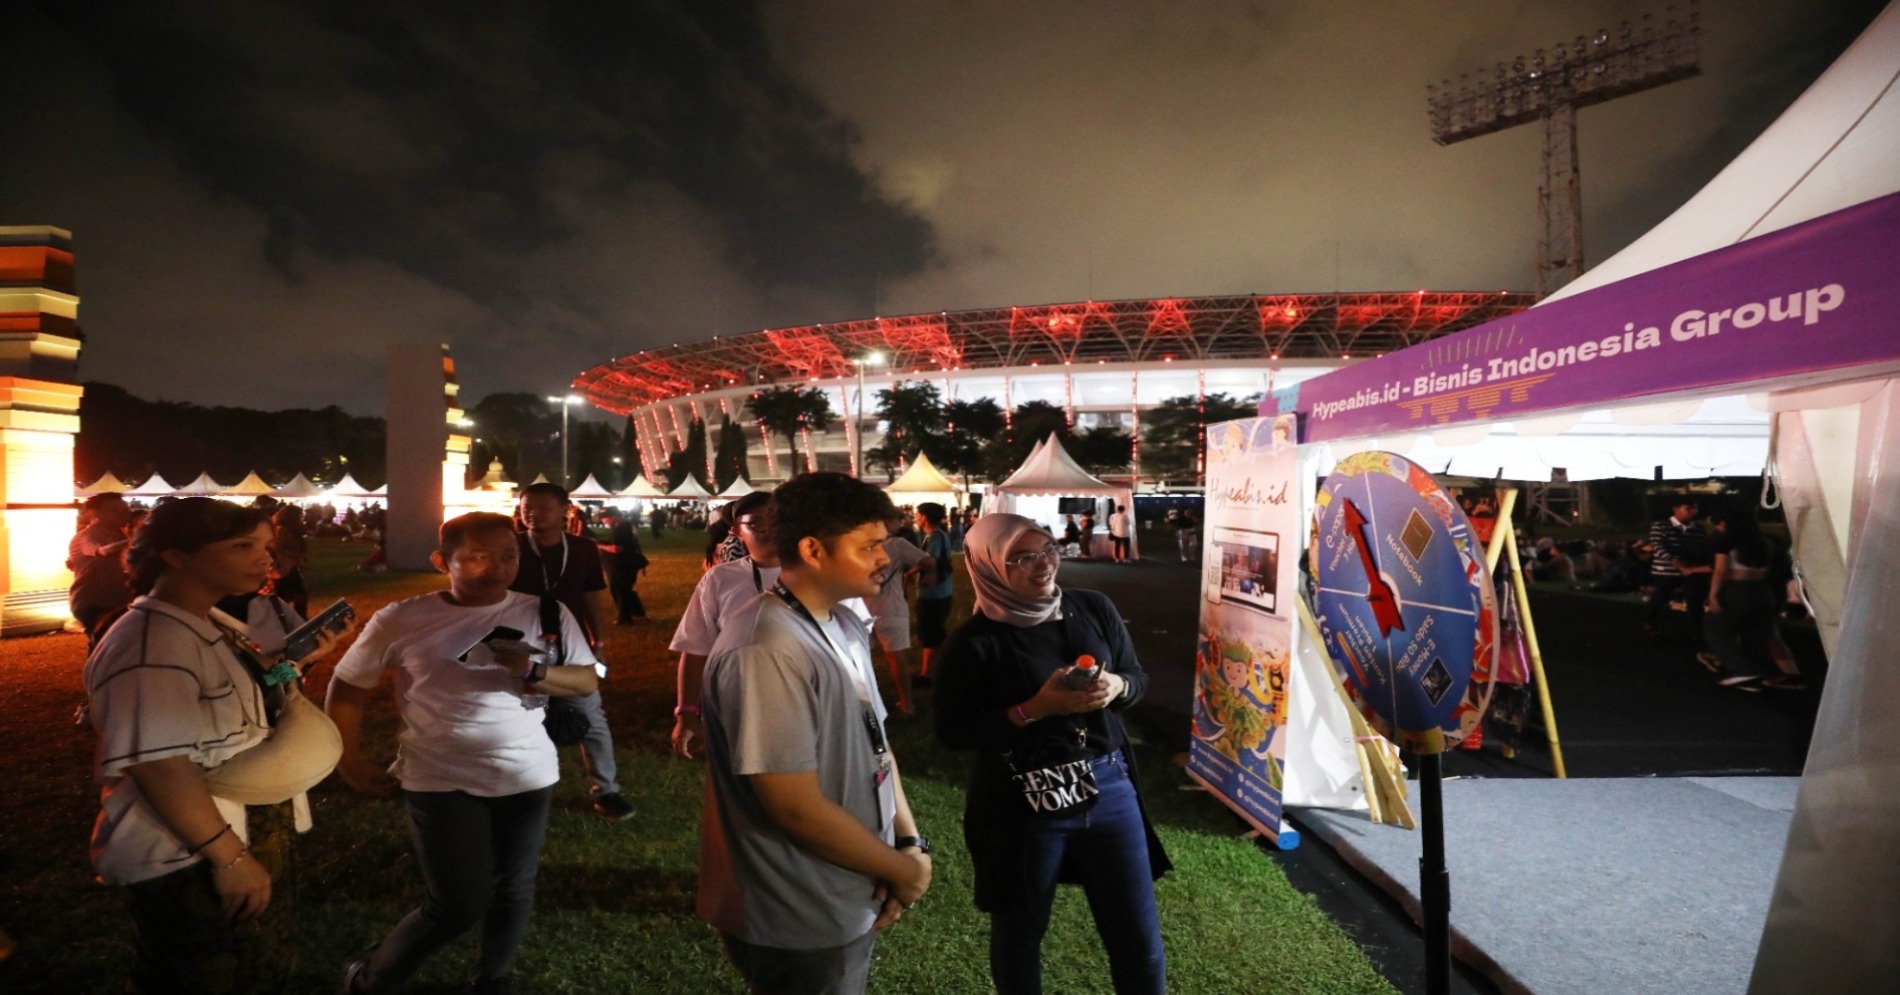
left=575, top=292, right=1534, bottom=414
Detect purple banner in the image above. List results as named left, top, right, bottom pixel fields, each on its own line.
left=1268, top=191, right=1900, bottom=442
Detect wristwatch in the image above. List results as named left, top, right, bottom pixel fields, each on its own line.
left=894, top=835, right=932, bottom=855
left=525, top=660, right=549, bottom=686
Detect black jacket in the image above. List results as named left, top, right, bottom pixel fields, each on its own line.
left=934, top=588, right=1172, bottom=911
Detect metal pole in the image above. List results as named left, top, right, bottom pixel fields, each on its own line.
left=1419, top=750, right=1451, bottom=995
left=561, top=401, right=570, bottom=487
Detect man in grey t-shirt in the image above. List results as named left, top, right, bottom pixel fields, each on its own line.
left=698, top=473, right=932, bottom=994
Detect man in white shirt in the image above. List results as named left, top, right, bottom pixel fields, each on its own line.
left=698, top=472, right=931, bottom=994
left=330, top=512, right=601, bottom=995
left=1108, top=504, right=1132, bottom=563
left=670, top=492, right=872, bottom=756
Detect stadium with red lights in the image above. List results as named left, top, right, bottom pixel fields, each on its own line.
left=574, top=291, right=1534, bottom=483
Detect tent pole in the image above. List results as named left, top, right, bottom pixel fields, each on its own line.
left=1490, top=489, right=1567, bottom=778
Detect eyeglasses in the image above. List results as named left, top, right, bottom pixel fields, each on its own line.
left=736, top=517, right=762, bottom=532
left=1004, top=546, right=1061, bottom=570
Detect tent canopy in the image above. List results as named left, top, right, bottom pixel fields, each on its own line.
left=986, top=434, right=1136, bottom=557
left=883, top=452, right=960, bottom=496
left=327, top=473, right=374, bottom=498
left=618, top=475, right=667, bottom=499
left=713, top=476, right=758, bottom=501
left=79, top=472, right=130, bottom=496
left=569, top=473, right=615, bottom=499
left=668, top=475, right=712, bottom=499
left=173, top=472, right=227, bottom=496
left=274, top=473, right=324, bottom=499
left=226, top=471, right=276, bottom=496
left=994, top=433, right=1118, bottom=495
left=123, top=473, right=176, bottom=498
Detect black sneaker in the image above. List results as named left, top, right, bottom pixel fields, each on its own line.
left=593, top=792, right=635, bottom=821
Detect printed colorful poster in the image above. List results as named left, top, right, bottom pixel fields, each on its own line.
left=1309, top=451, right=1497, bottom=754
left=1187, top=414, right=1302, bottom=843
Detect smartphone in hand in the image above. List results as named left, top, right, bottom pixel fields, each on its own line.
left=282, top=599, right=356, bottom=661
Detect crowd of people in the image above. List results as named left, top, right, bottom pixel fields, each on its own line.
left=69, top=475, right=1168, bottom=995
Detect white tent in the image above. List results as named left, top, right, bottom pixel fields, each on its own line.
left=172, top=472, right=228, bottom=496
left=226, top=471, right=277, bottom=497
left=273, top=473, right=324, bottom=500
left=1264, top=9, right=1900, bottom=988
left=568, top=473, right=615, bottom=500
left=986, top=433, right=1136, bottom=559
left=710, top=476, right=758, bottom=505
left=78, top=471, right=130, bottom=496
left=881, top=452, right=962, bottom=508
left=668, top=474, right=713, bottom=500
left=326, top=473, right=378, bottom=501
left=617, top=475, right=668, bottom=500
left=123, top=473, right=176, bottom=498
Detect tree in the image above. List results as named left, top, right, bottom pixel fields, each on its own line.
left=714, top=417, right=750, bottom=490
left=748, top=386, right=834, bottom=476
left=1073, top=426, right=1134, bottom=476
left=623, top=413, right=642, bottom=483
left=665, top=418, right=709, bottom=489
left=980, top=401, right=1070, bottom=482
left=570, top=418, right=622, bottom=488
left=939, top=398, right=1005, bottom=480
left=1139, top=393, right=1259, bottom=482
left=466, top=392, right=563, bottom=484
left=867, top=381, right=945, bottom=479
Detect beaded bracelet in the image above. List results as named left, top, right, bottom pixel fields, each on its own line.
left=209, top=848, right=251, bottom=874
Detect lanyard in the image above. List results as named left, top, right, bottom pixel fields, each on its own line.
left=528, top=533, right=568, bottom=590
left=771, top=584, right=889, bottom=765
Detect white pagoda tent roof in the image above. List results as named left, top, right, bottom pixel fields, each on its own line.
left=273, top=473, right=324, bottom=499
left=569, top=473, right=615, bottom=499
left=994, top=434, right=1118, bottom=496
left=124, top=473, right=177, bottom=497
left=668, top=474, right=713, bottom=499
left=226, top=471, right=277, bottom=496
left=173, top=472, right=228, bottom=496
left=327, top=473, right=374, bottom=498
left=528, top=473, right=550, bottom=486
left=713, top=477, right=758, bottom=500
left=883, top=452, right=961, bottom=495
left=366, top=484, right=387, bottom=497
left=78, top=471, right=130, bottom=496
left=618, top=475, right=668, bottom=498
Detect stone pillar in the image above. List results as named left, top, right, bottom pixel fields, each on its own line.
left=0, top=226, right=84, bottom=635
left=385, top=344, right=471, bottom=571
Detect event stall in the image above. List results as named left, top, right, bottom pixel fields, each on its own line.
left=880, top=451, right=962, bottom=510
left=77, top=472, right=128, bottom=496
left=985, top=433, right=1136, bottom=560
left=667, top=474, right=712, bottom=500
left=1200, top=10, right=1900, bottom=989
left=710, top=476, right=758, bottom=506
left=568, top=473, right=615, bottom=501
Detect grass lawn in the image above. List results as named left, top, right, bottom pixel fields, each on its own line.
left=0, top=531, right=1396, bottom=994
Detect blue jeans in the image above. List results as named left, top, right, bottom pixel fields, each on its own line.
left=990, top=751, right=1165, bottom=995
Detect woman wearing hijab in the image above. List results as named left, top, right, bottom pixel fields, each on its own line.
left=934, top=513, right=1170, bottom=995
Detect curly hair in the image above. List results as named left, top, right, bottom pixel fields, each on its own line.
left=124, top=497, right=273, bottom=596
left=772, top=472, right=896, bottom=566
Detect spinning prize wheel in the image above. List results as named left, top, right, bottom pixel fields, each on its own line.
left=1309, top=451, right=1496, bottom=754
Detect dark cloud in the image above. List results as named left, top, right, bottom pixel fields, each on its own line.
left=4, top=0, right=1882, bottom=416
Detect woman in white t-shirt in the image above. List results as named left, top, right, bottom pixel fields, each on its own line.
left=84, top=497, right=351, bottom=993
left=329, top=512, right=600, bottom=995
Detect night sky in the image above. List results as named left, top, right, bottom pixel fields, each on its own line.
left=7, top=0, right=1884, bottom=415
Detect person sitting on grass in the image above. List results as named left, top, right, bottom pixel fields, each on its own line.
left=84, top=497, right=352, bottom=994
left=329, top=512, right=602, bottom=995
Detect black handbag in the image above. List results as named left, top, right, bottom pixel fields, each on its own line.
left=537, top=595, right=591, bottom=747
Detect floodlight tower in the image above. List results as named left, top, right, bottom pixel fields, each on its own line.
left=1428, top=2, right=1701, bottom=296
